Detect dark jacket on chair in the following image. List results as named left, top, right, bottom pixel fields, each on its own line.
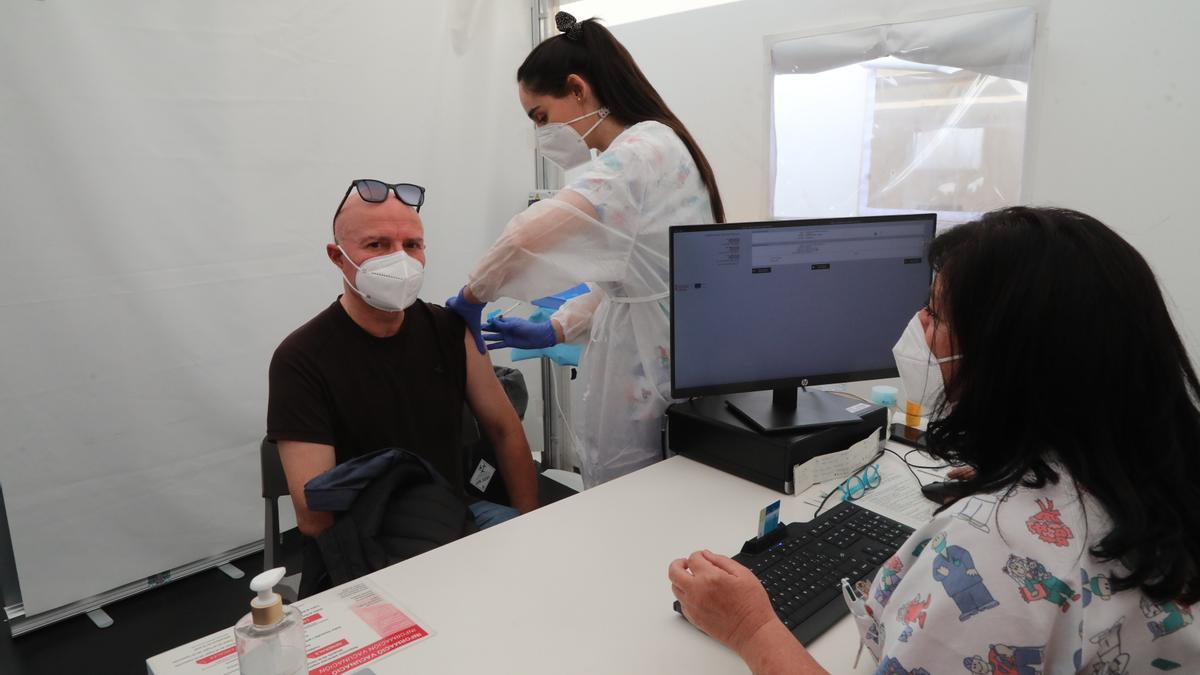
left=298, top=448, right=477, bottom=596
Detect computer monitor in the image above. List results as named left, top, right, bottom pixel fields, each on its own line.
left=669, top=213, right=936, bottom=432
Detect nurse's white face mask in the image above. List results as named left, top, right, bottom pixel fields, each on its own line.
left=337, top=246, right=424, bottom=313
left=891, top=311, right=961, bottom=414
left=535, top=106, right=609, bottom=170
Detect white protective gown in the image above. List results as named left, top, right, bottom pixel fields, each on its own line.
left=468, top=121, right=715, bottom=487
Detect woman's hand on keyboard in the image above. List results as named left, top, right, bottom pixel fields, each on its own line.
left=668, top=550, right=776, bottom=652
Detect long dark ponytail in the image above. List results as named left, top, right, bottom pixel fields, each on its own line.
left=517, top=13, right=725, bottom=223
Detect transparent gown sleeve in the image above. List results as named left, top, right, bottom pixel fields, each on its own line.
left=467, top=190, right=635, bottom=303
left=551, top=286, right=602, bottom=344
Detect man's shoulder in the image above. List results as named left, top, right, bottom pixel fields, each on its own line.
left=416, top=299, right=466, bottom=343
left=272, top=300, right=345, bottom=364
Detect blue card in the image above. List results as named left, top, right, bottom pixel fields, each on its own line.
left=758, top=500, right=781, bottom=537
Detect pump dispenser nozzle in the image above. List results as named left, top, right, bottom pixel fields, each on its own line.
left=235, top=566, right=306, bottom=674
left=249, top=567, right=286, bottom=626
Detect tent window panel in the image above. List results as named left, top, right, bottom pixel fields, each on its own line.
left=773, top=59, right=1028, bottom=224
left=770, top=9, right=1035, bottom=225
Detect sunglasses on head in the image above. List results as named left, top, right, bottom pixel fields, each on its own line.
left=333, top=179, right=426, bottom=227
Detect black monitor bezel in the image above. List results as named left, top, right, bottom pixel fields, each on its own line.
left=669, top=213, right=937, bottom=399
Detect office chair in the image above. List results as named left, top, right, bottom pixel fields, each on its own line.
left=260, top=437, right=289, bottom=572
left=260, top=438, right=302, bottom=601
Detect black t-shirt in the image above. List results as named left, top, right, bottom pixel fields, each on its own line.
left=267, top=298, right=468, bottom=494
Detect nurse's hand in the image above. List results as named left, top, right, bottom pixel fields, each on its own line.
left=447, top=286, right=487, bottom=354
left=668, top=550, right=778, bottom=654
left=947, top=465, right=977, bottom=481
left=482, top=316, right=558, bottom=350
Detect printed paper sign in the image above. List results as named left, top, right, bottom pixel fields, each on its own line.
left=792, top=428, right=881, bottom=491
left=148, top=578, right=432, bottom=675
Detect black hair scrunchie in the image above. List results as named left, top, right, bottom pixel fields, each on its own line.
left=555, top=11, right=583, bottom=41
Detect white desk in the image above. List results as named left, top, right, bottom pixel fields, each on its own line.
left=149, top=447, right=934, bottom=674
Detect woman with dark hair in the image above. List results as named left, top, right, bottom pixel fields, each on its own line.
left=670, top=207, right=1200, bottom=673
left=448, top=12, right=724, bottom=487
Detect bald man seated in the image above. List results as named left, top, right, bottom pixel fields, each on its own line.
left=267, top=180, right=539, bottom=570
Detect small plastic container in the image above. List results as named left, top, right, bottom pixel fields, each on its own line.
left=870, top=385, right=898, bottom=427
left=870, top=385, right=898, bottom=407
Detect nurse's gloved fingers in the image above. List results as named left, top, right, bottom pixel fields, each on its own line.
left=481, top=317, right=508, bottom=332
left=486, top=341, right=509, bottom=351
left=447, top=286, right=488, bottom=354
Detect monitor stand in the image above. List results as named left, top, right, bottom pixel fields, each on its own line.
left=724, top=388, right=863, bottom=434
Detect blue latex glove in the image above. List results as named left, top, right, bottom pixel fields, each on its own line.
left=482, top=315, right=558, bottom=350
left=446, top=286, right=487, bottom=354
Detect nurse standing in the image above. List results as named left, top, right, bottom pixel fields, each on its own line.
left=448, top=12, right=724, bottom=487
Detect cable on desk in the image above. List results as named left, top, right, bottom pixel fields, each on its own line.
left=899, top=447, right=954, bottom=471
left=884, top=447, right=928, bottom=487
left=826, top=390, right=874, bottom=406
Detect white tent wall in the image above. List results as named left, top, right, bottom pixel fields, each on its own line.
left=608, top=0, right=1200, bottom=361
left=0, top=0, right=538, bottom=620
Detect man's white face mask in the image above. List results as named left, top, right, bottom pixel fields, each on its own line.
left=891, top=311, right=961, bottom=414
left=338, top=246, right=424, bottom=312
left=535, top=106, right=608, bottom=170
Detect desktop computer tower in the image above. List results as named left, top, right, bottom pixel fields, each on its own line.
left=666, top=395, right=888, bottom=494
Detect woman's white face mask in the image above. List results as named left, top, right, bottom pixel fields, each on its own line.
left=535, top=106, right=608, bottom=170
left=891, top=311, right=961, bottom=413
left=338, top=246, right=424, bottom=312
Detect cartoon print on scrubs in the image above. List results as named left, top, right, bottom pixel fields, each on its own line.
left=864, top=615, right=886, bottom=649
left=896, top=593, right=931, bottom=642
left=954, top=494, right=998, bottom=533
left=1140, top=596, right=1194, bottom=640
left=1026, top=499, right=1074, bottom=547
left=929, top=532, right=1000, bottom=621
left=1088, top=618, right=1131, bottom=674
left=961, top=643, right=1045, bottom=675
left=1080, top=568, right=1114, bottom=607
left=656, top=344, right=669, bottom=370
left=856, top=599, right=887, bottom=651
left=853, top=479, right=1200, bottom=675
left=911, top=538, right=932, bottom=557
left=876, top=656, right=931, bottom=675
left=875, top=556, right=904, bottom=607
left=1002, top=554, right=1080, bottom=612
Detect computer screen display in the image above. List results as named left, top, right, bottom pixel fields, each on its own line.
left=670, top=214, right=936, bottom=398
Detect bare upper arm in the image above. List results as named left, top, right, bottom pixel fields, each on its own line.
left=277, top=440, right=336, bottom=534
left=462, top=330, right=523, bottom=436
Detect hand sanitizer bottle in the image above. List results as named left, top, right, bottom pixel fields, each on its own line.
left=234, top=567, right=306, bottom=675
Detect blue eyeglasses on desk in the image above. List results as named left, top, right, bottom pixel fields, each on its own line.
left=838, top=464, right=881, bottom=502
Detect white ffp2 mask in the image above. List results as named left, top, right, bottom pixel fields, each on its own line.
left=535, top=107, right=608, bottom=170
left=338, top=246, right=424, bottom=312
left=891, top=312, right=960, bottom=413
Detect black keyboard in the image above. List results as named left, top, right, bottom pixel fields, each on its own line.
left=674, top=501, right=914, bottom=645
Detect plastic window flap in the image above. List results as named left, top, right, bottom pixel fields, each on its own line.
left=769, top=7, right=1036, bottom=222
